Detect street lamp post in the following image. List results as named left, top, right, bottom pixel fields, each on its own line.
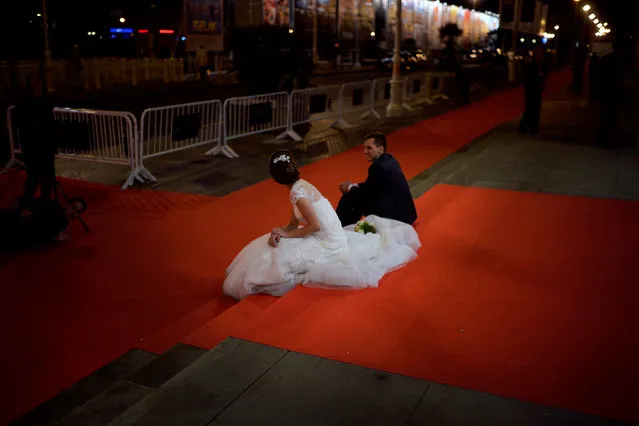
left=511, top=0, right=521, bottom=54
left=354, top=0, right=361, bottom=67
left=386, top=0, right=403, bottom=117
left=312, top=0, right=319, bottom=63
left=41, top=0, right=53, bottom=91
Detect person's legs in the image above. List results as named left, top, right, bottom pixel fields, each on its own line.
left=519, top=87, right=534, bottom=134
left=597, top=100, right=617, bottom=148
left=0, top=208, right=24, bottom=250
left=336, top=190, right=366, bottom=227
left=38, top=156, right=56, bottom=201
left=518, top=112, right=529, bottom=134
left=529, top=89, right=543, bottom=135
left=20, top=159, right=39, bottom=207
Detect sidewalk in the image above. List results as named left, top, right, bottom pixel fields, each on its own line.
left=409, top=82, right=639, bottom=200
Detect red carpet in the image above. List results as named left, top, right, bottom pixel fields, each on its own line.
left=185, top=185, right=639, bottom=423
left=0, top=71, right=569, bottom=424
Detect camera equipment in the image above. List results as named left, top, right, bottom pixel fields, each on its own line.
left=55, top=180, right=89, bottom=233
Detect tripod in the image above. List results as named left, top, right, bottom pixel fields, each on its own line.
left=55, top=180, right=90, bottom=233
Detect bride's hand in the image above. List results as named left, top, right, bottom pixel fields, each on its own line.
left=272, top=227, right=287, bottom=237
left=268, top=233, right=279, bottom=247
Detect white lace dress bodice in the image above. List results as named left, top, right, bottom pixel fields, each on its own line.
left=223, top=179, right=421, bottom=300
left=289, top=180, right=346, bottom=251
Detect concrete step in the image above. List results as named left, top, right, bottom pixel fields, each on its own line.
left=182, top=294, right=280, bottom=349
left=9, top=349, right=157, bottom=426
left=115, top=338, right=628, bottom=426
left=107, top=338, right=287, bottom=425
left=51, top=344, right=206, bottom=426
left=127, top=343, right=207, bottom=389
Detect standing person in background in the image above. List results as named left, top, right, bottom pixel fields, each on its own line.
left=16, top=74, right=56, bottom=214
left=518, top=46, right=547, bottom=135
left=588, top=52, right=600, bottom=100
left=196, top=45, right=208, bottom=83
left=573, top=44, right=587, bottom=95
left=597, top=43, right=621, bottom=148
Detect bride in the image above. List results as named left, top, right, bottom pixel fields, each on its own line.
left=223, top=150, right=421, bottom=300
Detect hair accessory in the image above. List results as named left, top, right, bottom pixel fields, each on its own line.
left=273, top=154, right=290, bottom=164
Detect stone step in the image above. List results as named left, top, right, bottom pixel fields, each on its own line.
left=182, top=295, right=280, bottom=349
left=115, top=338, right=628, bottom=426
left=107, top=338, right=287, bottom=426
left=52, top=344, right=206, bottom=426
left=10, top=349, right=157, bottom=426
left=127, top=343, right=208, bottom=389
left=53, top=381, right=152, bottom=426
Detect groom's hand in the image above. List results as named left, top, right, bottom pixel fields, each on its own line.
left=339, top=180, right=352, bottom=194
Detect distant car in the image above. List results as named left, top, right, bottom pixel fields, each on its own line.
left=379, top=50, right=428, bottom=72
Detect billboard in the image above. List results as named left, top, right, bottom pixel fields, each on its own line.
left=264, top=0, right=291, bottom=25
left=185, top=0, right=224, bottom=51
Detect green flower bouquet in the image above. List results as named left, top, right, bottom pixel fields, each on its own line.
left=354, top=220, right=377, bottom=235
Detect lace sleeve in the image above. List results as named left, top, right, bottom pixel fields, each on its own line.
left=290, top=186, right=310, bottom=205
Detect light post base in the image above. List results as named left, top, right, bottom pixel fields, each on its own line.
left=386, top=77, right=404, bottom=118
left=386, top=102, right=403, bottom=117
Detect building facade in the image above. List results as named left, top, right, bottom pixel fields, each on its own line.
left=186, top=0, right=499, bottom=59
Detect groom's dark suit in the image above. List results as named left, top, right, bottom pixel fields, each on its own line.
left=336, top=153, right=417, bottom=226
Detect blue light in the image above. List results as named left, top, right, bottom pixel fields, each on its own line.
left=111, top=35, right=116, bottom=39
left=109, top=28, right=134, bottom=34
left=181, top=36, right=186, bottom=41
left=541, top=37, right=548, bottom=44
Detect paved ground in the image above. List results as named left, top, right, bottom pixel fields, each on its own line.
left=409, top=97, right=639, bottom=200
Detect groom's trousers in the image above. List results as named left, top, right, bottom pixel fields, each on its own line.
left=336, top=190, right=367, bottom=227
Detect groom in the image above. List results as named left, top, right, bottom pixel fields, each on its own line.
left=336, top=132, right=417, bottom=227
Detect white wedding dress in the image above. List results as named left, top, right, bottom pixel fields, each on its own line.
left=223, top=179, right=421, bottom=300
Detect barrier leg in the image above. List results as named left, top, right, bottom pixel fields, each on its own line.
left=334, top=119, right=352, bottom=128
left=206, top=142, right=239, bottom=158
left=277, top=129, right=303, bottom=142
left=122, top=163, right=156, bottom=190
left=360, top=109, right=381, bottom=120
left=1, top=157, right=23, bottom=174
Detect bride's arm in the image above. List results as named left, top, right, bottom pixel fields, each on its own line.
left=275, top=199, right=319, bottom=239
left=283, top=211, right=299, bottom=232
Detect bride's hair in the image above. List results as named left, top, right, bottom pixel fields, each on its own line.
left=269, top=150, right=300, bottom=185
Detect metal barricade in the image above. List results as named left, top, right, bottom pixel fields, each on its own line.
left=424, top=72, right=454, bottom=104
left=52, top=108, right=142, bottom=189
left=287, top=85, right=341, bottom=139
left=1, top=105, right=22, bottom=173
left=371, top=78, right=391, bottom=117
left=402, top=73, right=428, bottom=111
left=3, top=106, right=141, bottom=189
left=336, top=80, right=377, bottom=127
left=139, top=100, right=224, bottom=182
left=221, top=92, right=297, bottom=157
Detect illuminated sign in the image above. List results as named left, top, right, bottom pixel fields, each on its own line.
left=109, top=28, right=134, bottom=34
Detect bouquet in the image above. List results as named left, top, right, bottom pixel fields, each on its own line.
left=354, top=220, right=377, bottom=235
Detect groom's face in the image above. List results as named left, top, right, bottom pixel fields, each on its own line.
left=363, top=138, right=384, bottom=162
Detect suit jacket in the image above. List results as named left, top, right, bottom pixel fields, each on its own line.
left=354, top=153, right=417, bottom=225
